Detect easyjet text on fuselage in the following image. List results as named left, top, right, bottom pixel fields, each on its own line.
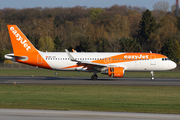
left=124, top=54, right=149, bottom=59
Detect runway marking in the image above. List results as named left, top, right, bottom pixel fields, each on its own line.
left=1, top=109, right=180, bottom=120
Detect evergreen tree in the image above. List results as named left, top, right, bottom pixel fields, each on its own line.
left=54, top=36, right=61, bottom=51
left=0, top=49, right=10, bottom=62
left=137, top=9, right=157, bottom=50
left=174, top=40, right=180, bottom=63
left=26, top=33, right=38, bottom=49
left=97, top=38, right=111, bottom=52
left=47, top=13, right=53, bottom=18
left=160, top=38, right=174, bottom=60
left=77, top=36, right=93, bottom=52
left=177, top=16, right=180, bottom=30
left=67, top=46, right=74, bottom=52
left=75, top=44, right=81, bottom=52
left=118, top=37, right=143, bottom=52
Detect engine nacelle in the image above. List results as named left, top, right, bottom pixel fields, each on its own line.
left=101, top=67, right=124, bottom=78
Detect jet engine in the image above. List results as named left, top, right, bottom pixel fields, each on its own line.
left=101, top=67, right=124, bottom=78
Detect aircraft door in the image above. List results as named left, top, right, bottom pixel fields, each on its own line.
left=150, top=55, right=156, bottom=65
left=37, top=54, right=42, bottom=64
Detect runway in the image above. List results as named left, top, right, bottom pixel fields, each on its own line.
left=0, top=76, right=180, bottom=86
left=1, top=109, right=180, bottom=120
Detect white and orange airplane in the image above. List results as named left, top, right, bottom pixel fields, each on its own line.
left=5, top=25, right=177, bottom=80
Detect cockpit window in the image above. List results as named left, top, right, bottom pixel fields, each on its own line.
left=162, top=58, right=170, bottom=61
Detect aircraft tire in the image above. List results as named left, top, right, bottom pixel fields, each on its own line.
left=151, top=77, right=154, bottom=81
left=91, top=75, right=98, bottom=80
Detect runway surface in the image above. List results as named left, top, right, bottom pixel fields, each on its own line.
left=0, top=76, right=180, bottom=85
left=1, top=109, right=180, bottom=120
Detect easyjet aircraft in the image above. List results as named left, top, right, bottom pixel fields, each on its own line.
left=5, top=25, right=177, bottom=80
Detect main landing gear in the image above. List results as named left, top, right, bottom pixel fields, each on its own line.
left=91, top=74, right=98, bottom=80
left=151, top=71, right=154, bottom=80
left=91, top=71, right=98, bottom=80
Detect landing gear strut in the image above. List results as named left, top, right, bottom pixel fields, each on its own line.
left=91, top=74, right=98, bottom=80
left=151, top=71, right=154, bottom=80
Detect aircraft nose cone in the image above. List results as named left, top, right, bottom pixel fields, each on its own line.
left=171, top=61, right=177, bottom=69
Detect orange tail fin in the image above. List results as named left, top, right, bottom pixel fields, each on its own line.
left=7, top=25, right=37, bottom=55
left=7, top=25, right=51, bottom=69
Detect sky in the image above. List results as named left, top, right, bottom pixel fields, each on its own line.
left=0, top=0, right=177, bottom=11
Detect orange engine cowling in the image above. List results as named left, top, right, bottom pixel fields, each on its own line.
left=108, top=67, right=124, bottom=78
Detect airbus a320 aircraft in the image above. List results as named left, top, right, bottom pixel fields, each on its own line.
left=5, top=25, right=177, bottom=80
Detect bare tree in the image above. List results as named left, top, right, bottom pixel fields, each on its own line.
left=153, top=1, right=169, bottom=16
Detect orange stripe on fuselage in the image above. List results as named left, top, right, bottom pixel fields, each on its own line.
left=60, top=53, right=167, bottom=70
left=92, top=53, right=166, bottom=64
left=61, top=64, right=85, bottom=69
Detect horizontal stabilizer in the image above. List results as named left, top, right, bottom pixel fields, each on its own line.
left=4, top=53, right=28, bottom=61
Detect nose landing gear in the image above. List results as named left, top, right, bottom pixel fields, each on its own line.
left=151, top=71, right=154, bottom=80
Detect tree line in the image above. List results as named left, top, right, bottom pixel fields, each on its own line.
left=0, top=1, right=180, bottom=63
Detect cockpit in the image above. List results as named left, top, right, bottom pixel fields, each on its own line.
left=162, top=58, right=170, bottom=61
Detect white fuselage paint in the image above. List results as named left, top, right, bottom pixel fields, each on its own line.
left=39, top=52, right=177, bottom=72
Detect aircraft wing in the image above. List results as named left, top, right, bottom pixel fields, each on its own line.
left=65, top=49, right=119, bottom=70
left=79, top=60, right=117, bottom=67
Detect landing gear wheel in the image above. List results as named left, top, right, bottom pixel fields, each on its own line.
left=91, top=75, right=98, bottom=80
left=150, top=71, right=154, bottom=81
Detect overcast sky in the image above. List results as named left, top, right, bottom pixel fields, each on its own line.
left=0, top=0, right=177, bottom=11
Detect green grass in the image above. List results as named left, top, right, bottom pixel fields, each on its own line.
left=0, top=84, right=180, bottom=114
left=0, top=68, right=179, bottom=78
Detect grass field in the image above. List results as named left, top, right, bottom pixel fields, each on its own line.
left=0, top=84, right=180, bottom=114
left=0, top=68, right=179, bottom=78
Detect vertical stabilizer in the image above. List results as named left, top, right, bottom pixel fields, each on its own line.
left=7, top=25, right=51, bottom=69
left=7, top=25, right=37, bottom=55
